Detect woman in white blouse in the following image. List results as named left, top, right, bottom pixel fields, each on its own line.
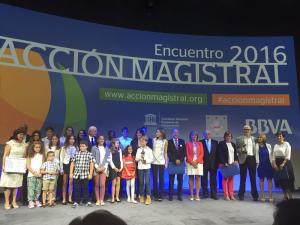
left=217, top=131, right=239, bottom=201
left=152, top=128, right=168, bottom=201
left=272, top=131, right=295, bottom=200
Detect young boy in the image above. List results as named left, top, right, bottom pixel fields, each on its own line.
left=40, top=151, right=60, bottom=207
left=70, top=140, right=94, bottom=207
left=135, top=136, right=153, bottom=205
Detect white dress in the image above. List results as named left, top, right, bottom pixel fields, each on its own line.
left=187, top=143, right=203, bottom=176
left=0, top=140, right=27, bottom=187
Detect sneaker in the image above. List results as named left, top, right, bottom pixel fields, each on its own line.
left=72, top=202, right=78, bottom=208
left=35, top=201, right=42, bottom=207
left=86, top=202, right=92, bottom=207
left=28, top=201, right=35, bottom=209
left=132, top=199, right=137, bottom=204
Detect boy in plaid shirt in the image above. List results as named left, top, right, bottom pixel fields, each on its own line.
left=70, top=140, right=94, bottom=207
left=40, top=151, right=60, bottom=207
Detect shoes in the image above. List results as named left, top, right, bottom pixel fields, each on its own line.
left=195, top=196, right=200, bottom=201
left=12, top=203, right=19, bottom=209
left=72, top=202, right=78, bottom=208
left=177, top=195, right=183, bottom=201
left=224, top=196, right=230, bottom=201
left=145, top=195, right=152, bottom=205
left=28, top=201, right=35, bottom=209
left=116, top=198, right=121, bottom=203
left=190, top=196, right=194, bottom=201
left=169, top=195, right=173, bottom=201
left=230, top=196, right=236, bottom=201
left=139, top=196, right=145, bottom=203
left=86, top=202, right=93, bottom=207
left=95, top=201, right=100, bottom=206
left=100, top=201, right=105, bottom=206
left=62, top=202, right=67, bottom=205
left=127, top=198, right=131, bottom=203
left=211, top=195, right=218, bottom=200
left=238, top=196, right=244, bottom=201
left=253, top=198, right=259, bottom=202
left=35, top=201, right=42, bottom=207
left=131, top=199, right=137, bottom=204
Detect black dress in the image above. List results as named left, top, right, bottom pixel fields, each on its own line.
left=109, top=149, right=122, bottom=180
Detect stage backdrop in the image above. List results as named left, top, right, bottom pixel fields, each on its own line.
left=1, top=4, right=299, bottom=189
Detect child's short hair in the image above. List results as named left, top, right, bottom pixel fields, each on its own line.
left=140, top=136, right=148, bottom=142
left=79, top=140, right=88, bottom=146
left=47, top=151, right=55, bottom=157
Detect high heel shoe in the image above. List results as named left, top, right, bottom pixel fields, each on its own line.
left=4, top=204, right=11, bottom=210
left=12, top=203, right=19, bottom=209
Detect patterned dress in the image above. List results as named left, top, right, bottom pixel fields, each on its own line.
left=0, top=140, right=27, bottom=188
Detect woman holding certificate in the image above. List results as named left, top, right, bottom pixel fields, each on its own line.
left=217, top=131, right=239, bottom=201
left=0, top=128, right=28, bottom=209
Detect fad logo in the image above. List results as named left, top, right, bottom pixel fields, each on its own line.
left=245, top=119, right=292, bottom=134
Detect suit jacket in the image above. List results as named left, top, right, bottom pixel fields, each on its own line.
left=236, top=135, right=258, bottom=164
left=217, top=141, right=238, bottom=165
left=186, top=141, right=204, bottom=164
left=200, top=139, right=218, bottom=170
left=87, top=136, right=97, bottom=152
left=167, top=138, right=186, bottom=163
left=91, top=145, right=110, bottom=168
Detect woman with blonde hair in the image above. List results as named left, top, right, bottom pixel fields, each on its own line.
left=256, top=133, right=274, bottom=202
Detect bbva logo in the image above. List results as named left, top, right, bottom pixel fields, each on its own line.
left=245, top=119, right=292, bottom=134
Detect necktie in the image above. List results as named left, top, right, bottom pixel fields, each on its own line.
left=91, top=137, right=95, bottom=145
left=206, top=139, right=211, bottom=153
left=175, top=139, right=179, bottom=150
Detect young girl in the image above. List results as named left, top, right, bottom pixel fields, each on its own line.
left=60, top=135, right=78, bottom=204
left=152, top=128, right=168, bottom=201
left=91, top=135, right=110, bottom=206
left=27, top=141, right=45, bottom=208
left=121, top=145, right=137, bottom=203
left=109, top=139, right=123, bottom=203
left=45, top=133, right=62, bottom=203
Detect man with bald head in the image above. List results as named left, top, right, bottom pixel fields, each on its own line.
left=200, top=130, right=219, bottom=200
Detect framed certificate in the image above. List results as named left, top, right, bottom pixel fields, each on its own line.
left=4, top=157, right=27, bottom=174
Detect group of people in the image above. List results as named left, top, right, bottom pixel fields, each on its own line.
left=0, top=123, right=295, bottom=210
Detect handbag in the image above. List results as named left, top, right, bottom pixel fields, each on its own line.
left=220, top=163, right=240, bottom=178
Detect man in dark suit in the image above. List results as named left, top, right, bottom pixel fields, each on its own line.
left=167, top=128, right=186, bottom=201
left=87, top=126, right=97, bottom=152
left=200, top=130, right=219, bottom=200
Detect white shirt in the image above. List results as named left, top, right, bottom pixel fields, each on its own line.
left=152, top=138, right=167, bottom=165
left=98, top=146, right=108, bottom=169
left=42, top=137, right=50, bottom=148
left=118, top=136, right=132, bottom=151
left=28, top=153, right=44, bottom=177
left=244, top=137, right=254, bottom=156
left=136, top=146, right=153, bottom=170
left=226, top=143, right=235, bottom=164
left=60, top=136, right=66, bottom=146
left=60, top=145, right=77, bottom=165
left=273, top=142, right=291, bottom=160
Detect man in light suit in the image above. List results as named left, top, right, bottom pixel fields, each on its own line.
left=200, top=130, right=219, bottom=200
left=236, top=125, right=259, bottom=201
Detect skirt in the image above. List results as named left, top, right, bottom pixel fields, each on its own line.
left=274, top=157, right=295, bottom=192
left=109, top=166, right=121, bottom=180
left=187, top=163, right=203, bottom=176
left=0, top=172, right=23, bottom=188
left=63, top=163, right=70, bottom=174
